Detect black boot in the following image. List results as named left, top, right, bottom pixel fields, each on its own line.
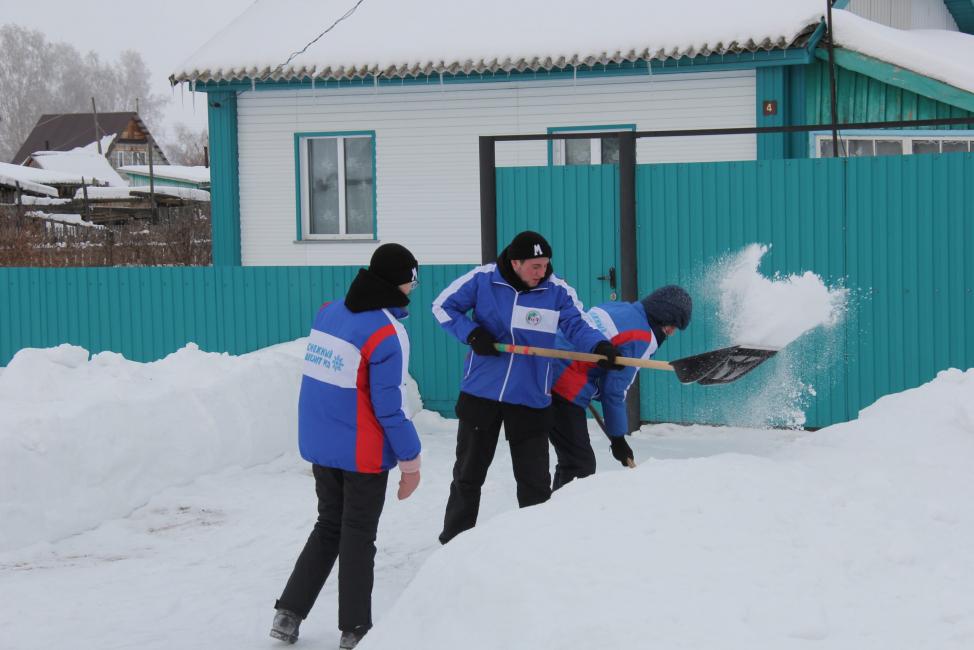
left=270, top=608, right=301, bottom=644
left=339, top=625, right=369, bottom=649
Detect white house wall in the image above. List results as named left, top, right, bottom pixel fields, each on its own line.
left=847, top=0, right=959, bottom=30
left=236, top=70, right=756, bottom=266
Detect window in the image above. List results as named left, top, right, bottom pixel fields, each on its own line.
left=549, top=125, right=635, bottom=166
left=296, top=132, right=376, bottom=239
left=813, top=132, right=974, bottom=158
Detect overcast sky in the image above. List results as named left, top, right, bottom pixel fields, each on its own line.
left=1, top=0, right=256, bottom=139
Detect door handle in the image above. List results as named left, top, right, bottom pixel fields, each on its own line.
left=597, top=266, right=617, bottom=290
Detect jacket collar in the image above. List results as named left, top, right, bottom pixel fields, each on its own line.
left=493, top=247, right=553, bottom=293
left=344, top=268, right=410, bottom=314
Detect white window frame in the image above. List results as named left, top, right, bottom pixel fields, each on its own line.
left=810, top=130, right=974, bottom=158
left=297, top=132, right=376, bottom=241
left=549, top=125, right=636, bottom=166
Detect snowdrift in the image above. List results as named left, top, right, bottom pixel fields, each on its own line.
left=363, top=369, right=974, bottom=650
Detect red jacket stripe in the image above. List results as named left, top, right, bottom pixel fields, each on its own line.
left=553, top=360, right=595, bottom=402
left=355, top=324, right=396, bottom=473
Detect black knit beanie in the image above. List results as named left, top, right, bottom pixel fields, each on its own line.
left=368, top=243, right=418, bottom=286
left=506, top=231, right=553, bottom=261
left=641, top=285, right=693, bottom=330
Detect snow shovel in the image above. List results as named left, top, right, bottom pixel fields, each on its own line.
left=493, top=343, right=777, bottom=385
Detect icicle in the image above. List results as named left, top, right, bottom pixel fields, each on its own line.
left=373, top=72, right=379, bottom=95
left=439, top=72, right=444, bottom=91
left=573, top=64, right=577, bottom=86
left=312, top=75, right=316, bottom=100
left=251, top=76, right=256, bottom=92
left=191, top=80, right=196, bottom=114
left=180, top=81, right=185, bottom=108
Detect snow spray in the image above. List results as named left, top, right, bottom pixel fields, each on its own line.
left=693, top=244, right=848, bottom=428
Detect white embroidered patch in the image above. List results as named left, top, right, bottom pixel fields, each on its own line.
left=303, top=329, right=361, bottom=388
left=511, top=305, right=559, bottom=334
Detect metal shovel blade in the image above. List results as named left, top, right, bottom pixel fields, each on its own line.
left=670, top=345, right=779, bottom=385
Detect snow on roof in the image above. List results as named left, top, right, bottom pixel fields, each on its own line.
left=0, top=162, right=93, bottom=189
left=130, top=187, right=210, bottom=202
left=0, top=170, right=58, bottom=197
left=73, top=187, right=137, bottom=201
left=79, top=133, right=118, bottom=155
left=119, top=165, right=210, bottom=184
left=27, top=211, right=104, bottom=229
left=30, top=150, right=127, bottom=187
left=171, top=0, right=826, bottom=84
left=833, top=9, right=974, bottom=96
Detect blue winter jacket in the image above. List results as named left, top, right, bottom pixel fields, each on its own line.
left=432, top=263, right=606, bottom=408
left=551, top=301, right=659, bottom=438
left=298, top=301, right=421, bottom=473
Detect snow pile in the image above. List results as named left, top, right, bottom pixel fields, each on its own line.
left=0, top=161, right=90, bottom=189
left=833, top=9, right=974, bottom=96
left=716, top=243, right=846, bottom=349
left=27, top=211, right=104, bottom=229
left=0, top=342, right=305, bottom=552
left=130, top=186, right=211, bottom=202
left=366, top=369, right=974, bottom=650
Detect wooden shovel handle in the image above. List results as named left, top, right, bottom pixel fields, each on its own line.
left=494, top=343, right=674, bottom=372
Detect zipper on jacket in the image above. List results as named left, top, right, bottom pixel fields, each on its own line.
left=497, top=287, right=518, bottom=402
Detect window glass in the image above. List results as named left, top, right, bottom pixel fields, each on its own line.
left=344, top=137, right=373, bottom=235
left=847, top=139, right=874, bottom=157
left=875, top=140, right=903, bottom=156
left=601, top=137, right=621, bottom=165
left=819, top=138, right=835, bottom=158
left=942, top=140, right=968, bottom=153
left=565, top=139, right=591, bottom=165
left=913, top=140, right=940, bottom=155
left=308, top=138, right=340, bottom=235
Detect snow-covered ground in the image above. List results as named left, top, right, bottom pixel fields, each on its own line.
left=1, top=341, right=972, bottom=650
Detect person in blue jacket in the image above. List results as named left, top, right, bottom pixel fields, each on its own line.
left=549, top=285, right=693, bottom=490
left=270, top=243, right=423, bottom=650
left=432, top=231, right=621, bottom=544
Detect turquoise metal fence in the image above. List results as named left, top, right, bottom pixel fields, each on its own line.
left=497, top=153, right=974, bottom=428
left=0, top=264, right=473, bottom=416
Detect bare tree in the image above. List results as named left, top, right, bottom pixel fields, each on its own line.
left=163, top=123, right=209, bottom=166
left=0, top=24, right=167, bottom=162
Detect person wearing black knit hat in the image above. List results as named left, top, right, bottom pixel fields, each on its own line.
left=432, top=231, right=621, bottom=545
left=271, top=242, right=421, bottom=650
left=548, top=285, right=692, bottom=489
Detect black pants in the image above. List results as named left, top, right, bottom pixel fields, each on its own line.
left=550, top=395, right=597, bottom=491
left=439, top=393, right=552, bottom=544
left=276, top=465, right=388, bottom=633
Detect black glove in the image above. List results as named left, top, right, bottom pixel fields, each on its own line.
left=609, top=436, right=635, bottom=467
left=467, top=327, right=500, bottom=356
left=593, top=340, right=623, bottom=370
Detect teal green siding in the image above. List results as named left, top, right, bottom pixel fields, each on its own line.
left=805, top=59, right=974, bottom=128
left=945, top=0, right=974, bottom=33
left=757, top=66, right=809, bottom=159
left=0, top=265, right=472, bottom=416
left=126, top=174, right=203, bottom=190
left=206, top=91, right=241, bottom=266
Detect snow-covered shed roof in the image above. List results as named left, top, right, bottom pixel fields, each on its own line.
left=832, top=9, right=974, bottom=96
left=0, top=161, right=97, bottom=190
left=171, top=0, right=827, bottom=84
left=0, top=168, right=58, bottom=198
left=119, top=165, right=211, bottom=184
left=29, top=150, right=127, bottom=188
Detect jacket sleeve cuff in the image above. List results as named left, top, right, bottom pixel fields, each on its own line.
left=398, top=455, right=421, bottom=473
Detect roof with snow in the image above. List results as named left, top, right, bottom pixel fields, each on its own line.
left=171, top=0, right=827, bottom=84
left=0, top=170, right=58, bottom=198
left=30, top=150, right=127, bottom=187
left=832, top=9, right=974, bottom=97
left=119, top=165, right=211, bottom=184
left=0, top=161, right=103, bottom=189
left=11, top=112, right=147, bottom=166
